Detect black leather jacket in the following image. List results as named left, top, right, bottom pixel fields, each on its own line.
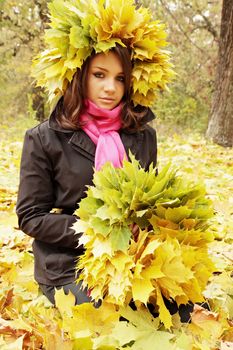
left=16, top=109, right=157, bottom=285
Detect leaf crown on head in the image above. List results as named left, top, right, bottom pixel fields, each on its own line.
left=32, top=0, right=175, bottom=108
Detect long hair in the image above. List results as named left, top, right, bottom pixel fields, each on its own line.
left=54, top=45, right=148, bottom=131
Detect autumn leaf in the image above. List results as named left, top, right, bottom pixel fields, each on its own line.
left=0, top=335, right=25, bottom=350
left=54, top=288, right=75, bottom=317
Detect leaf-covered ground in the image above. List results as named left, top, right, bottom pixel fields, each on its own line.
left=0, top=119, right=232, bottom=349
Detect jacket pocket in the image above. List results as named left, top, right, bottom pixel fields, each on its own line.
left=45, top=249, right=77, bottom=280
left=33, top=240, right=78, bottom=283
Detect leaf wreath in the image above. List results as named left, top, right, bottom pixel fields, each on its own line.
left=32, top=0, right=175, bottom=108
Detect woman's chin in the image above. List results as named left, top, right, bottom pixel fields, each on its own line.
left=97, top=103, right=116, bottom=110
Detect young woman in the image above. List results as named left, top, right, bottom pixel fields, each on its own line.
left=16, top=45, right=157, bottom=305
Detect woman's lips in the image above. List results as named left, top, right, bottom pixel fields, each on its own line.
left=99, top=97, right=115, bottom=103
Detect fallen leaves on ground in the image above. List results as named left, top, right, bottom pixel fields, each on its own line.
left=0, top=131, right=232, bottom=349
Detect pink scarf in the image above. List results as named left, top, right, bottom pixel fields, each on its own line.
left=80, top=100, right=127, bottom=170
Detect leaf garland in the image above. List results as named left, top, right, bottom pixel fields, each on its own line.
left=74, top=155, right=215, bottom=328
left=32, top=0, right=175, bottom=108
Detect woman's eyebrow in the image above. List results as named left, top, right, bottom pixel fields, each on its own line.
left=92, top=66, right=124, bottom=74
left=92, top=66, right=108, bottom=72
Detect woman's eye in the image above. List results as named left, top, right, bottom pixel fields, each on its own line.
left=117, top=76, right=125, bottom=82
left=94, top=72, right=104, bottom=78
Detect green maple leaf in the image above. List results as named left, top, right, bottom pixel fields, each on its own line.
left=69, top=26, right=90, bottom=49
left=164, top=206, right=192, bottom=223
left=109, top=225, right=131, bottom=252
left=132, top=331, right=175, bottom=350
left=115, top=307, right=174, bottom=349
left=94, top=39, right=125, bottom=53
left=90, top=217, right=111, bottom=237
left=78, top=196, right=103, bottom=219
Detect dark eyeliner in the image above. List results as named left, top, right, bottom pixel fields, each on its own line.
left=93, top=72, right=104, bottom=78
left=117, top=76, right=125, bottom=82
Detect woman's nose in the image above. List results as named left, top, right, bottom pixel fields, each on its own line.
left=104, top=78, right=116, bottom=93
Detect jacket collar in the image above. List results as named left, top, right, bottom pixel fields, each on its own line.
left=48, top=110, right=74, bottom=133
left=69, top=130, right=96, bottom=161
left=141, top=108, right=156, bottom=124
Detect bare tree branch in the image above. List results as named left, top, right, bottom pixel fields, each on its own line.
left=159, top=0, right=213, bottom=58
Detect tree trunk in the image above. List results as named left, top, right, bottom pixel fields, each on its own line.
left=206, top=0, right=233, bottom=147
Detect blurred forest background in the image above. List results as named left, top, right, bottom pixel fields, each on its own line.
left=0, top=0, right=225, bottom=137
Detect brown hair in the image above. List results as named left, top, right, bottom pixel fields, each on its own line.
left=54, top=44, right=148, bottom=131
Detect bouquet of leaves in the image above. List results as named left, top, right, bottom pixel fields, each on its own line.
left=74, top=155, right=215, bottom=328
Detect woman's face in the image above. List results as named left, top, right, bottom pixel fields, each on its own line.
left=86, top=51, right=125, bottom=110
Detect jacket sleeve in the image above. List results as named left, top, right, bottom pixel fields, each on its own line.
left=16, top=128, right=80, bottom=249
left=144, top=126, right=157, bottom=171
left=149, top=127, right=157, bottom=168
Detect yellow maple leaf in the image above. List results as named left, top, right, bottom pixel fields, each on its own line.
left=54, top=288, right=75, bottom=317
left=156, top=286, right=172, bottom=329
left=72, top=302, right=119, bottom=335
left=139, top=239, right=161, bottom=261
left=92, top=236, right=113, bottom=258
left=111, top=252, right=134, bottom=272
left=132, top=278, right=154, bottom=304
